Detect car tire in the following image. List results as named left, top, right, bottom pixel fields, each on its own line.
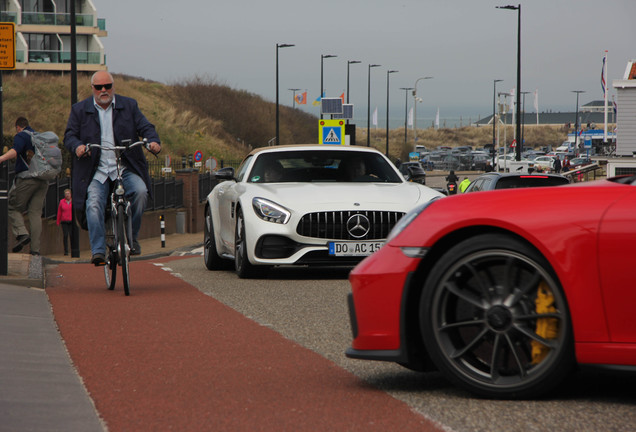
left=234, top=208, right=268, bottom=279
left=204, top=206, right=230, bottom=270
left=419, top=233, right=574, bottom=399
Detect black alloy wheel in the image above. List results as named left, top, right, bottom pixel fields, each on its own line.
left=420, top=233, right=573, bottom=399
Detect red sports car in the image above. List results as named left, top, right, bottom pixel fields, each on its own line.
left=346, top=175, right=636, bottom=399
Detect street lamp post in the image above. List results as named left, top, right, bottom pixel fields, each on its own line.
left=346, top=60, right=361, bottom=104
left=367, top=64, right=381, bottom=147
left=320, top=54, right=337, bottom=119
left=572, top=90, right=585, bottom=154
left=497, top=4, right=521, bottom=161
left=400, top=87, right=414, bottom=147
left=413, top=76, right=433, bottom=145
left=492, top=79, right=503, bottom=165
left=276, top=43, right=294, bottom=145
left=521, top=90, right=530, bottom=152
left=385, top=69, right=398, bottom=157
left=288, top=88, right=301, bottom=108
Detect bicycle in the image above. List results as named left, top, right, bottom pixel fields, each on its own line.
left=86, top=138, right=149, bottom=296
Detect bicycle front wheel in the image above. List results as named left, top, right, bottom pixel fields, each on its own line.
left=116, top=207, right=130, bottom=296
left=104, top=247, right=117, bottom=290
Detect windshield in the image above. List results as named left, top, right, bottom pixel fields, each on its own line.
left=495, top=175, right=570, bottom=189
left=247, top=150, right=403, bottom=183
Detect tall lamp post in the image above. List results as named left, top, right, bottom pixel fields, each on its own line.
left=492, top=79, right=503, bottom=165
left=413, top=76, right=433, bottom=145
left=520, top=90, right=530, bottom=151
left=385, top=69, right=399, bottom=157
left=572, top=90, right=585, bottom=153
left=276, top=43, right=294, bottom=145
left=320, top=54, right=337, bottom=119
left=400, top=87, right=414, bottom=147
left=288, top=88, right=301, bottom=108
left=497, top=4, right=521, bottom=161
left=367, top=64, right=381, bottom=147
left=346, top=60, right=361, bottom=103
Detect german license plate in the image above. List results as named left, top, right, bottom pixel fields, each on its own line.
left=328, top=241, right=383, bottom=257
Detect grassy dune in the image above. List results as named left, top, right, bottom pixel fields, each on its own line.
left=1, top=73, right=570, bottom=163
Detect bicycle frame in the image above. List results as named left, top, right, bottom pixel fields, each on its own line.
left=86, top=139, right=148, bottom=295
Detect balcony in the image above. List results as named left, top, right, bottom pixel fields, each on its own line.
left=21, top=12, right=95, bottom=26
left=24, top=50, right=101, bottom=64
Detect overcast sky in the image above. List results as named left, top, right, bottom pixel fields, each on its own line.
left=94, top=0, right=635, bottom=125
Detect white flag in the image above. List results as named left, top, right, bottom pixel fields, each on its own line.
left=509, top=88, right=515, bottom=110
left=533, top=89, right=539, bottom=112
left=435, top=107, right=440, bottom=129
left=408, top=107, right=414, bottom=127
left=372, top=107, right=378, bottom=126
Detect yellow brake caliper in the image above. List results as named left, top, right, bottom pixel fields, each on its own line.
left=531, top=281, right=558, bottom=364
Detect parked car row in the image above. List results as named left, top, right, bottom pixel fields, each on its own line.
left=420, top=149, right=493, bottom=171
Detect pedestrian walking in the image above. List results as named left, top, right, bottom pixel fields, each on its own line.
left=0, top=117, right=49, bottom=255
left=459, top=176, right=471, bottom=193
left=57, top=189, right=73, bottom=255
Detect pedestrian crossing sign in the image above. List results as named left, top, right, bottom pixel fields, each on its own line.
left=319, top=120, right=346, bottom=145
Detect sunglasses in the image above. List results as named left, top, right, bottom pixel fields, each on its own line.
left=92, top=83, right=113, bottom=91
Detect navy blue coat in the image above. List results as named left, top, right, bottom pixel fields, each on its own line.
left=64, top=95, right=160, bottom=209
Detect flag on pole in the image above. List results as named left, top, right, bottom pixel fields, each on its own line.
left=435, top=107, right=440, bottom=129
left=295, top=91, right=307, bottom=105
left=339, top=92, right=345, bottom=102
left=372, top=107, right=378, bottom=127
left=408, top=107, right=413, bottom=127
left=603, top=50, right=609, bottom=142
left=601, top=54, right=607, bottom=97
left=312, top=91, right=325, bottom=106
left=534, top=89, right=539, bottom=125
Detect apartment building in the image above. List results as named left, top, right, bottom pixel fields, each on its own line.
left=0, top=0, right=107, bottom=74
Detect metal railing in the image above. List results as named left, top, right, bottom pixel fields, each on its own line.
left=24, top=50, right=101, bottom=64
left=21, top=12, right=94, bottom=26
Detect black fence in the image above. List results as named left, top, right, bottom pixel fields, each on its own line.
left=3, top=165, right=185, bottom=220
left=147, top=158, right=242, bottom=177
left=8, top=156, right=248, bottom=219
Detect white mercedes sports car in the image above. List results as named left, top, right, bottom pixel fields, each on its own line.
left=203, top=145, right=443, bottom=278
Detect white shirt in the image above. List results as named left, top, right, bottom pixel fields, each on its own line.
left=93, top=96, right=119, bottom=183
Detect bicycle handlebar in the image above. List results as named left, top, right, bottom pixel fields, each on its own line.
left=85, top=138, right=149, bottom=152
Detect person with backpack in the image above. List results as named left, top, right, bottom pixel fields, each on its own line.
left=0, top=117, right=49, bottom=255
left=64, top=71, right=161, bottom=266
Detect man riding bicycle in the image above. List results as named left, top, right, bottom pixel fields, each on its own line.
left=64, top=71, right=161, bottom=266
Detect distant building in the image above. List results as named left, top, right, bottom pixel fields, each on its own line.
left=0, top=0, right=107, bottom=75
left=613, top=60, right=636, bottom=157
left=475, top=111, right=614, bottom=128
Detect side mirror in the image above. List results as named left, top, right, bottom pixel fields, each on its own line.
left=214, top=167, right=235, bottom=181
left=406, top=166, right=427, bottom=185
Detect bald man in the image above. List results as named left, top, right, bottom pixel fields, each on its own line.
left=64, top=71, right=161, bottom=266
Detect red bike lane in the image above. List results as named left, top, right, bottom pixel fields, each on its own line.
left=46, top=257, right=444, bottom=432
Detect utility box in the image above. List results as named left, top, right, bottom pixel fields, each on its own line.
left=176, top=211, right=186, bottom=234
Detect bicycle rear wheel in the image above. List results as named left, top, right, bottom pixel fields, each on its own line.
left=116, top=207, right=130, bottom=296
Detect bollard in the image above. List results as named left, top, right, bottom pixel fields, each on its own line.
left=160, top=214, right=165, bottom=248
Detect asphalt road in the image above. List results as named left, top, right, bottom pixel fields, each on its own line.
left=166, top=255, right=636, bottom=432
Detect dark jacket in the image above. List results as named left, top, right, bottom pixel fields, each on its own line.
left=64, top=95, right=160, bottom=209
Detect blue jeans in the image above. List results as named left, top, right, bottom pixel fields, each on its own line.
left=86, top=170, right=147, bottom=256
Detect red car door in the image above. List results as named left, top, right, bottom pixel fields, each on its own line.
left=597, top=188, right=636, bottom=343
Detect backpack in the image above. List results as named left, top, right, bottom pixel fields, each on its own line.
left=17, top=130, right=63, bottom=180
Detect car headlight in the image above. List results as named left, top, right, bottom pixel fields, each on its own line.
left=252, top=197, right=291, bottom=224
left=385, top=197, right=439, bottom=243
